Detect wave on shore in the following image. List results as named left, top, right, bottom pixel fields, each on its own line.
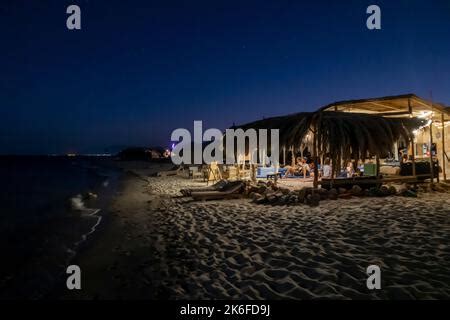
left=0, top=157, right=121, bottom=299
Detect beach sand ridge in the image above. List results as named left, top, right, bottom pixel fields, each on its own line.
left=67, top=170, right=450, bottom=300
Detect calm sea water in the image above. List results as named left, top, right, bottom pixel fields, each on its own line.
left=0, top=156, right=121, bottom=299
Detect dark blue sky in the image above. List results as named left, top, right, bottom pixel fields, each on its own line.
left=1, top=0, right=449, bottom=154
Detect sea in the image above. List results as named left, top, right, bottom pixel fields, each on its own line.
left=0, top=156, right=122, bottom=299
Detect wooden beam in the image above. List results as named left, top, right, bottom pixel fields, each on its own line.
left=411, top=96, right=446, bottom=115
left=442, top=113, right=447, bottom=181
left=377, top=111, right=411, bottom=117
left=367, top=101, right=404, bottom=111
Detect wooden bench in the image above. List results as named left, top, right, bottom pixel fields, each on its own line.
left=266, top=172, right=282, bottom=180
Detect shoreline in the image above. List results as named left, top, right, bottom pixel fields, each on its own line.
left=62, top=163, right=175, bottom=299
left=63, top=167, right=450, bottom=300
left=0, top=157, right=127, bottom=299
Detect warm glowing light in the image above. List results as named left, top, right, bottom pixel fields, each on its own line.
left=417, top=111, right=433, bottom=119
left=413, top=119, right=433, bottom=138
left=433, top=121, right=450, bottom=129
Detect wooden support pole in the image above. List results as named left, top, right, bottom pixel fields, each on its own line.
left=429, top=97, right=435, bottom=183
left=313, top=124, right=319, bottom=189
left=409, top=98, right=416, bottom=177
left=291, top=145, right=295, bottom=166
left=274, top=163, right=279, bottom=186
left=442, top=113, right=447, bottom=181
left=375, top=155, right=380, bottom=177
left=429, top=121, right=435, bottom=183
left=321, top=153, right=324, bottom=176
left=251, top=164, right=257, bottom=183
left=411, top=140, right=416, bottom=176
left=282, top=146, right=286, bottom=166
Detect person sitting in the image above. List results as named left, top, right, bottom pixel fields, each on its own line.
left=401, top=154, right=409, bottom=164
left=322, top=158, right=332, bottom=178
left=284, top=165, right=297, bottom=177
left=284, top=157, right=304, bottom=177
left=346, top=161, right=355, bottom=177
left=296, top=158, right=310, bottom=178
left=284, top=162, right=300, bottom=177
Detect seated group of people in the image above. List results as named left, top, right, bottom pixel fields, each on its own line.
left=283, top=158, right=361, bottom=179
left=283, top=157, right=333, bottom=178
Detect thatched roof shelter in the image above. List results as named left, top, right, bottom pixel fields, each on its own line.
left=234, top=111, right=426, bottom=179
left=231, top=93, right=449, bottom=185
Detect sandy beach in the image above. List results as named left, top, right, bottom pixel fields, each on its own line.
left=65, top=164, right=450, bottom=300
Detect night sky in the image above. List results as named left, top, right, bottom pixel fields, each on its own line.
left=1, top=0, right=449, bottom=154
